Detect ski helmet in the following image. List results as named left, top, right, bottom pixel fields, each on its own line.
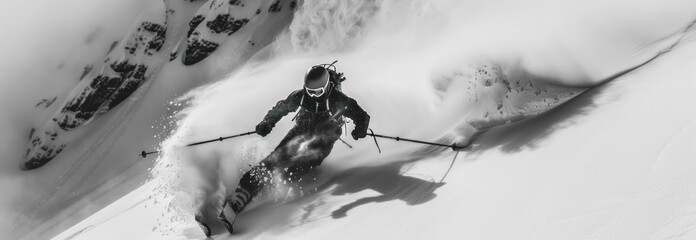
left=304, top=65, right=330, bottom=98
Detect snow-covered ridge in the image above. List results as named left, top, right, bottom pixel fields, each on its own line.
left=23, top=0, right=297, bottom=170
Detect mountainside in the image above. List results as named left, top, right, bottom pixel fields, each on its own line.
left=24, top=0, right=297, bottom=170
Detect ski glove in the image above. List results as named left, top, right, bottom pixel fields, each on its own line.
left=351, top=128, right=367, bottom=140
left=255, top=121, right=272, bottom=137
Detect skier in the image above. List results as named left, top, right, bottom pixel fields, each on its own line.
left=214, top=64, right=370, bottom=235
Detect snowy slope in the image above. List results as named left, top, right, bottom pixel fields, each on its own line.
left=2, top=0, right=696, bottom=239
left=54, top=29, right=696, bottom=239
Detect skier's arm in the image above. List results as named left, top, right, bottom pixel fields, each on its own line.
left=261, top=90, right=303, bottom=127
left=343, top=96, right=370, bottom=139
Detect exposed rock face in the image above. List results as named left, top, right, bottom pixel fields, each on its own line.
left=206, top=14, right=249, bottom=35
left=56, top=19, right=167, bottom=132
left=182, top=0, right=296, bottom=65
left=24, top=0, right=299, bottom=170
left=23, top=2, right=172, bottom=170
left=142, top=22, right=167, bottom=55
left=106, top=64, right=148, bottom=109
left=183, top=39, right=220, bottom=65
left=268, top=0, right=282, bottom=12
left=187, top=15, right=205, bottom=38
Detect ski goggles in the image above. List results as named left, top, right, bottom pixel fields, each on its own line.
left=305, top=79, right=329, bottom=97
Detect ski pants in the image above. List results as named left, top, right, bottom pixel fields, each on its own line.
left=237, top=120, right=343, bottom=201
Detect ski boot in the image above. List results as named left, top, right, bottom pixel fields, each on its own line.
left=195, top=214, right=212, bottom=237
left=218, top=187, right=252, bottom=234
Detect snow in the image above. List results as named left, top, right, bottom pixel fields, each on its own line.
left=1, top=0, right=695, bottom=239
left=52, top=37, right=696, bottom=239
left=0, top=0, right=151, bottom=238
left=1, top=0, right=295, bottom=238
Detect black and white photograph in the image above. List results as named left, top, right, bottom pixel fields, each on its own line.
left=1, top=0, right=695, bottom=239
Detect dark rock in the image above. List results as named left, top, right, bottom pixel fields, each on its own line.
left=206, top=14, right=250, bottom=35
left=124, top=41, right=138, bottom=55
left=22, top=144, right=65, bottom=170
left=170, top=50, right=179, bottom=61
left=107, top=79, right=142, bottom=109
left=142, top=22, right=166, bottom=55
left=188, top=15, right=205, bottom=38
left=55, top=115, right=79, bottom=131
left=107, top=41, right=119, bottom=54
left=105, top=65, right=148, bottom=110
left=110, top=60, right=137, bottom=78
left=30, top=134, right=40, bottom=147
left=60, top=74, right=122, bottom=130
left=125, top=22, right=166, bottom=56
left=28, top=128, right=35, bottom=143
left=183, top=39, right=219, bottom=65
left=80, top=65, right=93, bottom=80
left=132, top=65, right=147, bottom=80
left=268, top=0, right=282, bottom=12
left=35, top=97, right=57, bottom=108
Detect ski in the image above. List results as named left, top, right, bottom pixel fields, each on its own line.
left=195, top=215, right=212, bottom=237
left=218, top=201, right=238, bottom=234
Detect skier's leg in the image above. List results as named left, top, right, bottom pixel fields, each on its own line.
left=232, top=162, right=273, bottom=210
left=229, top=125, right=305, bottom=209
left=219, top=126, right=305, bottom=233
left=219, top=156, right=279, bottom=233
left=194, top=214, right=212, bottom=237
left=285, top=122, right=343, bottom=182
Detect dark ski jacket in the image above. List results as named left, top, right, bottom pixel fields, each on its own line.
left=261, top=88, right=370, bottom=133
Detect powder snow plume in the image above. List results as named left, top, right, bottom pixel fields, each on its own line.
left=149, top=0, right=696, bottom=231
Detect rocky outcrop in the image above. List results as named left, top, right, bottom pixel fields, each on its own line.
left=23, top=2, right=173, bottom=170
left=24, top=0, right=298, bottom=170
left=182, top=0, right=297, bottom=65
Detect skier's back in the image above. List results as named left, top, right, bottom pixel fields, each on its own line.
left=205, top=64, right=370, bottom=236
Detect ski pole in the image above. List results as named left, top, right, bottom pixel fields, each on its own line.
left=338, top=137, right=353, bottom=148
left=140, top=131, right=256, bottom=158
left=367, top=129, right=464, bottom=154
